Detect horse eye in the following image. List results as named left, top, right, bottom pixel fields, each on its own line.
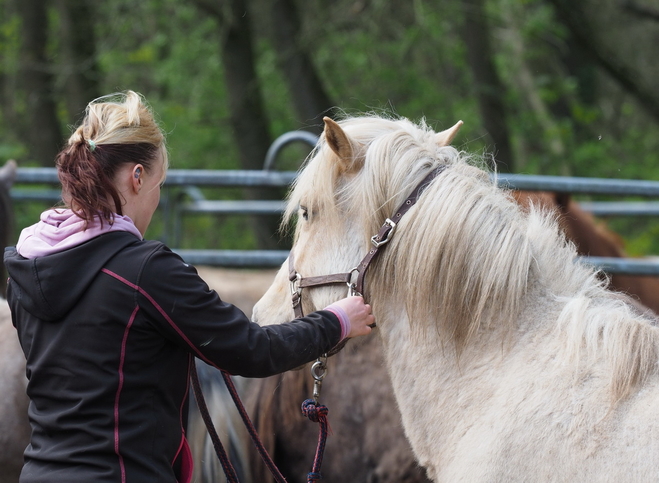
left=300, top=205, right=309, bottom=221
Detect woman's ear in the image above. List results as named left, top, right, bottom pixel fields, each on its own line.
left=131, top=164, right=144, bottom=193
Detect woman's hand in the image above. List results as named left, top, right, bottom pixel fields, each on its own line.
left=327, top=296, right=374, bottom=338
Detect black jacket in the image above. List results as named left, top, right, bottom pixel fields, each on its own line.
left=5, top=231, right=341, bottom=483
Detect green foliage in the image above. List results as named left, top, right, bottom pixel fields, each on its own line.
left=0, top=8, right=22, bottom=155
left=2, top=0, right=659, bottom=257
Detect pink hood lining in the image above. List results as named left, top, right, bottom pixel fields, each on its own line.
left=16, top=209, right=143, bottom=259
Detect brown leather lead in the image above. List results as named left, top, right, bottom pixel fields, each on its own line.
left=354, top=166, right=447, bottom=297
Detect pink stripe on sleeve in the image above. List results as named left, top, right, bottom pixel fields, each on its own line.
left=324, top=304, right=351, bottom=341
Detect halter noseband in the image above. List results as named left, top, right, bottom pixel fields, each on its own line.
left=289, top=165, right=447, bottom=321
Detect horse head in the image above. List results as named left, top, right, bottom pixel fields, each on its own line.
left=253, top=116, right=472, bottom=340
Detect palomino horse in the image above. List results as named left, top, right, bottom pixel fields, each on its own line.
left=229, top=192, right=659, bottom=483
left=252, top=116, right=659, bottom=482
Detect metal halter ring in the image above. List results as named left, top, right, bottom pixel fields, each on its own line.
left=347, top=267, right=362, bottom=297
left=290, top=273, right=301, bottom=296
left=311, top=358, right=328, bottom=381
left=290, top=273, right=302, bottom=309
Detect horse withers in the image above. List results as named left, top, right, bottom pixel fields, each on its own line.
left=253, top=115, right=659, bottom=482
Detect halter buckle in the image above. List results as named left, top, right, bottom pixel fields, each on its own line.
left=371, top=218, right=397, bottom=248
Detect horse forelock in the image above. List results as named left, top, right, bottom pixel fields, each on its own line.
left=285, top=116, right=441, bottom=240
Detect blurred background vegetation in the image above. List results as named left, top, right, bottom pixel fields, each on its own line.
left=1, top=0, right=658, bottom=255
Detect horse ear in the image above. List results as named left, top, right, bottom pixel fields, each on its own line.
left=323, top=117, right=362, bottom=173
left=435, top=120, right=464, bottom=147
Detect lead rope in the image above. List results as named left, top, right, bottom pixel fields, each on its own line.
left=190, top=362, right=240, bottom=483
left=300, top=356, right=330, bottom=482
left=301, top=398, right=329, bottom=483
left=190, top=358, right=288, bottom=483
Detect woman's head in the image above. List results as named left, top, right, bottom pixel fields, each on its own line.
left=56, top=91, right=168, bottom=228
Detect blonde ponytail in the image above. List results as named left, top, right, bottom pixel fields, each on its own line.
left=56, top=91, right=167, bottom=226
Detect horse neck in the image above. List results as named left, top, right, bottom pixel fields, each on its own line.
left=373, top=276, right=553, bottom=366
left=371, top=285, right=568, bottom=476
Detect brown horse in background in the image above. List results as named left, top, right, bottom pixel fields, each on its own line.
left=513, top=191, right=659, bottom=315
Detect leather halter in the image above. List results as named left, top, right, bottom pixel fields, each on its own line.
left=289, top=165, right=447, bottom=321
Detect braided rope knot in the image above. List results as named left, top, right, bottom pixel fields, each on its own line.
left=307, top=471, right=322, bottom=482
left=301, top=398, right=330, bottom=482
left=301, top=399, right=329, bottom=423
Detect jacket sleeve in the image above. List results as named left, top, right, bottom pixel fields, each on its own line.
left=136, top=245, right=342, bottom=377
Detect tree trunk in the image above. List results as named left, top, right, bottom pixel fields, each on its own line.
left=220, top=0, right=271, bottom=172
left=56, top=0, right=101, bottom=123
left=0, top=1, right=21, bottom=144
left=462, top=0, right=515, bottom=172
left=547, top=0, right=659, bottom=124
left=269, top=0, right=335, bottom=134
left=194, top=0, right=283, bottom=250
left=17, top=0, right=63, bottom=166
left=621, top=1, right=659, bottom=22
left=500, top=2, right=567, bottom=173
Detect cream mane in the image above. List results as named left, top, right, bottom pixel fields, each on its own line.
left=286, top=115, right=659, bottom=401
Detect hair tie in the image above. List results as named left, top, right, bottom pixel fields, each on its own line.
left=88, top=139, right=96, bottom=152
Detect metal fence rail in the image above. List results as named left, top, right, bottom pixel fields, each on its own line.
left=10, top=167, right=659, bottom=274
left=497, top=174, right=659, bottom=197
left=172, top=249, right=289, bottom=268
left=16, top=167, right=659, bottom=195
left=581, top=257, right=659, bottom=276
left=14, top=167, right=298, bottom=187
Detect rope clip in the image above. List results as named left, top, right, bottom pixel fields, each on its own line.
left=311, top=355, right=328, bottom=403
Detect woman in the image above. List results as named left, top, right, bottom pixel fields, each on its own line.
left=4, top=91, right=373, bottom=483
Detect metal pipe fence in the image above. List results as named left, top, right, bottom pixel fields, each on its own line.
left=11, top=167, right=659, bottom=274
left=16, top=167, right=659, bottom=196
left=9, top=129, right=659, bottom=274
